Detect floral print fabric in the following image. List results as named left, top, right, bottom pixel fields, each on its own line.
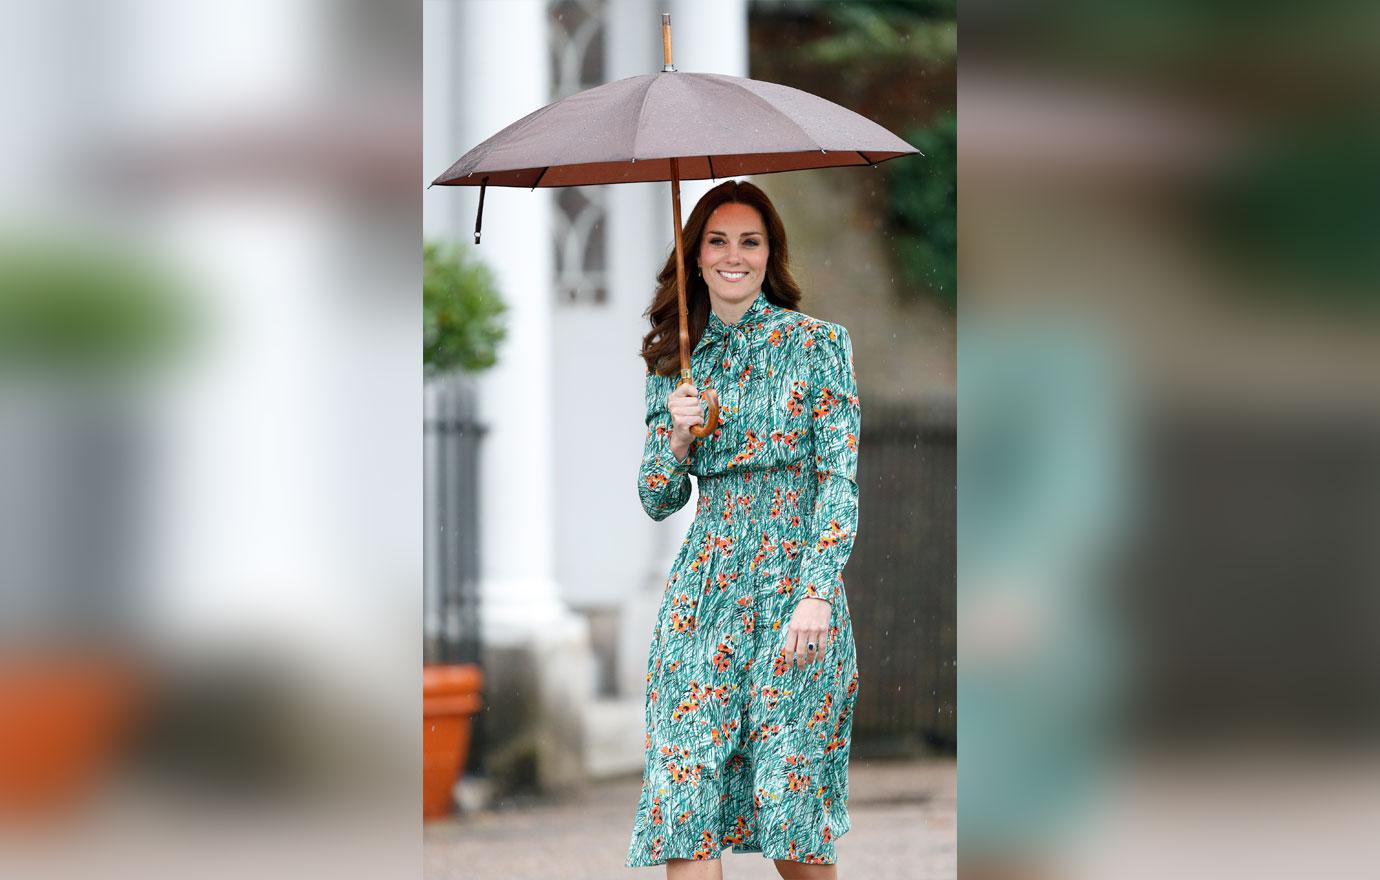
left=625, top=291, right=862, bottom=867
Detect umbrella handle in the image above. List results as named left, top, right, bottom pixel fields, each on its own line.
left=692, top=389, right=720, bottom=438
left=678, top=377, right=720, bottom=438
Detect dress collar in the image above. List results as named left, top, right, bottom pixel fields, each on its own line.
left=697, top=292, right=766, bottom=355
left=701, top=291, right=771, bottom=345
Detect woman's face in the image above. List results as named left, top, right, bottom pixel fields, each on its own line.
left=697, top=202, right=769, bottom=313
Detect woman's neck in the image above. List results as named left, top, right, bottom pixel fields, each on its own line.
left=710, top=291, right=760, bottom=326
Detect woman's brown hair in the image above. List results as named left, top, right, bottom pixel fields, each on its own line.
left=640, top=180, right=803, bottom=376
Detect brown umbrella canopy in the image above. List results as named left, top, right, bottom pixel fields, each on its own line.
left=431, top=71, right=918, bottom=189
left=431, top=16, right=919, bottom=440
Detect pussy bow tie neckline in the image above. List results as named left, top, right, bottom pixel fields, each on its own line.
left=698, top=292, right=768, bottom=353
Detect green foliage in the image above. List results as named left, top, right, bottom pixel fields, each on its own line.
left=1202, top=124, right=1380, bottom=306
left=886, top=112, right=957, bottom=308
left=0, top=237, right=192, bottom=377
left=423, top=241, right=507, bottom=376
left=805, top=0, right=957, bottom=66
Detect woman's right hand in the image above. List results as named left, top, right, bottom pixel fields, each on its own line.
left=666, top=382, right=704, bottom=462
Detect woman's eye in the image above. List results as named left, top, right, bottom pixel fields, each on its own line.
left=709, top=238, right=725, bottom=246
left=744, top=239, right=760, bottom=247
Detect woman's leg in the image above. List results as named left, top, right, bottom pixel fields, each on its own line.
left=773, top=860, right=838, bottom=880
left=665, top=857, right=723, bottom=880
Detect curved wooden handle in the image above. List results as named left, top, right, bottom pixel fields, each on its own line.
left=690, top=388, right=720, bottom=438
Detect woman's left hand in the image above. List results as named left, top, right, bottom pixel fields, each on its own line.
left=784, top=597, right=831, bottom=668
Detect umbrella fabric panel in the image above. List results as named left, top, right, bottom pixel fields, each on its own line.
left=634, top=73, right=914, bottom=158
left=432, top=74, right=653, bottom=186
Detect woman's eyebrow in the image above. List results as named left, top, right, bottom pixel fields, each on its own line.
left=706, top=229, right=764, bottom=237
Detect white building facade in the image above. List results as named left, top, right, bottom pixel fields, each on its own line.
left=424, top=0, right=749, bottom=787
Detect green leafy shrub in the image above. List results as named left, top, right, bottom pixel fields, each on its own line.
left=0, top=237, right=192, bottom=378
left=887, top=112, right=957, bottom=308
left=423, top=241, right=507, bottom=376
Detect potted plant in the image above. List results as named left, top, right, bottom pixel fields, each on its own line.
left=0, top=236, right=192, bottom=815
left=422, top=240, right=506, bottom=819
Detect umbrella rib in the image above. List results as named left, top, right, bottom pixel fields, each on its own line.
left=708, top=155, right=717, bottom=182
left=530, top=166, right=549, bottom=189
left=629, top=74, right=661, bottom=169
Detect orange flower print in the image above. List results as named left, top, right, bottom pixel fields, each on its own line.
left=712, top=641, right=735, bottom=672
left=668, top=761, right=706, bottom=785
left=693, top=830, right=717, bottom=860
left=722, top=814, right=752, bottom=846
left=807, top=692, right=834, bottom=729
left=812, top=387, right=838, bottom=420
left=815, top=519, right=848, bottom=552
left=772, top=652, right=792, bottom=677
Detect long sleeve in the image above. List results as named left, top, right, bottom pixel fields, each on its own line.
left=797, top=324, right=861, bottom=604
left=637, top=369, right=692, bottom=521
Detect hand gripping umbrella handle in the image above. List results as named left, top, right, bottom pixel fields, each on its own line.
left=678, top=376, right=720, bottom=438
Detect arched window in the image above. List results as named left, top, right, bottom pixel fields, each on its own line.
left=549, top=0, right=608, bottom=305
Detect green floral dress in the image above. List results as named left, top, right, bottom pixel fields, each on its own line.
left=625, top=290, right=861, bottom=867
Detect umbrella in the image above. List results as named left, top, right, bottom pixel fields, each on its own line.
left=431, top=13, right=919, bottom=437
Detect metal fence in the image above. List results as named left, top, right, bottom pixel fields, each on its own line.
left=846, top=398, right=956, bottom=754
left=424, top=375, right=485, bottom=667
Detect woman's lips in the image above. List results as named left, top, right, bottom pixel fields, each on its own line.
left=717, top=270, right=747, bottom=281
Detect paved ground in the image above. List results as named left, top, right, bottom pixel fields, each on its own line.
left=424, top=758, right=954, bottom=879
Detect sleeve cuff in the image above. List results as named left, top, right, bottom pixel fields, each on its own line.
left=653, top=447, right=690, bottom=478
left=799, top=579, right=835, bottom=603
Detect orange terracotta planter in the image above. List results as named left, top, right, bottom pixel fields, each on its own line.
left=423, top=663, right=483, bottom=820
left=0, top=655, right=144, bottom=820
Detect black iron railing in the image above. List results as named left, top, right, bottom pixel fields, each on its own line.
left=424, top=376, right=485, bottom=667
left=847, top=397, right=956, bottom=754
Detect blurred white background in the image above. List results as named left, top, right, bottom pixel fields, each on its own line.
left=1, top=1, right=420, bottom=877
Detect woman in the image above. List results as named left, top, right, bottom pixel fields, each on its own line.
left=624, top=180, right=861, bottom=879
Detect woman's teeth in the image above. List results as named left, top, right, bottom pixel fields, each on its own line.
left=718, top=270, right=747, bottom=281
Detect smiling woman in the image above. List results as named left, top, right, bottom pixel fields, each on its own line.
left=640, top=181, right=803, bottom=378
left=627, top=180, right=862, bottom=872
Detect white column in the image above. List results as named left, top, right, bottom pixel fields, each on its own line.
left=449, top=0, right=592, bottom=791
left=423, top=0, right=455, bottom=238
left=451, top=0, right=568, bottom=642
left=671, top=0, right=749, bottom=210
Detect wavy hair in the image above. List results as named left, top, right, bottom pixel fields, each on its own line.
left=640, top=180, right=803, bottom=375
